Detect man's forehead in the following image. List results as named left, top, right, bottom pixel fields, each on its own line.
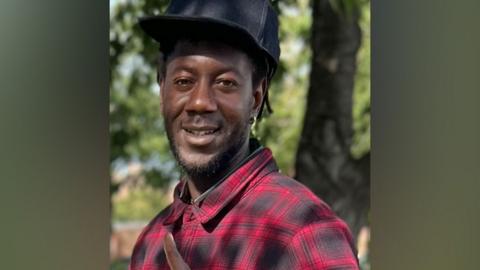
left=164, top=39, right=254, bottom=74
left=169, top=39, right=249, bottom=59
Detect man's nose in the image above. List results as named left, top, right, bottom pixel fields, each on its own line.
left=185, top=80, right=217, bottom=113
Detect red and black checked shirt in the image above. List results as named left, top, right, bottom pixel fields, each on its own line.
left=130, top=148, right=359, bottom=270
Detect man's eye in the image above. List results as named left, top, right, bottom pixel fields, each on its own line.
left=175, top=79, right=190, bottom=85
left=216, top=79, right=237, bottom=88
left=174, top=78, right=193, bottom=87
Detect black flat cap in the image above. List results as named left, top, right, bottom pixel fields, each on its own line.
left=139, top=0, right=280, bottom=79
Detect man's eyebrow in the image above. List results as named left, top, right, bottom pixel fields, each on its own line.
left=213, top=66, right=246, bottom=80
left=168, top=63, right=247, bottom=80
left=168, top=64, right=197, bottom=74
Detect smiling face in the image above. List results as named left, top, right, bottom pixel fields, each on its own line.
left=160, top=40, right=264, bottom=180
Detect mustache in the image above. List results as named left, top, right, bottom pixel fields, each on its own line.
left=182, top=114, right=221, bottom=127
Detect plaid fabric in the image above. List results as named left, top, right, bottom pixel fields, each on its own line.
left=130, top=148, right=359, bottom=270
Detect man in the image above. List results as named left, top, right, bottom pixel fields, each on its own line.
left=130, top=0, right=359, bottom=269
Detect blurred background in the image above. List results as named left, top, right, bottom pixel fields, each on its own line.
left=110, top=0, right=370, bottom=269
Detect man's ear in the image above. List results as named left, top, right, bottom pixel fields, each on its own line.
left=252, top=78, right=267, bottom=116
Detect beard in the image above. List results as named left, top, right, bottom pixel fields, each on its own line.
left=165, top=121, right=249, bottom=180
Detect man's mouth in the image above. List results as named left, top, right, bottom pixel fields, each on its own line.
left=181, top=125, right=221, bottom=146
left=184, top=128, right=218, bottom=136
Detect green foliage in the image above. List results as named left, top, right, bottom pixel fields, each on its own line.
left=110, top=0, right=175, bottom=190
left=110, top=259, right=129, bottom=270
left=112, top=185, right=171, bottom=222
left=351, top=0, right=371, bottom=158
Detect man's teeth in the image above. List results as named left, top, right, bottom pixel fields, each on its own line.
left=186, top=129, right=216, bottom=135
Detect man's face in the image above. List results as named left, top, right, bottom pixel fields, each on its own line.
left=160, top=41, right=263, bottom=178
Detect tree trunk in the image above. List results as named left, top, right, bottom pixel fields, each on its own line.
left=295, top=0, right=369, bottom=239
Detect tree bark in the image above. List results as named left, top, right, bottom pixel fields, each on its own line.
left=295, top=0, right=369, bottom=239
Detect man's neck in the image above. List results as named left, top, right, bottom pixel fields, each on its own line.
left=186, top=140, right=251, bottom=201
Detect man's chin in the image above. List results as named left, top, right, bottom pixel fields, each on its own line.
left=170, top=130, right=248, bottom=180
left=177, top=152, right=221, bottom=178
left=178, top=151, right=216, bottom=168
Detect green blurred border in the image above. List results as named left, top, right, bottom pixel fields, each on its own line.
left=0, top=1, right=110, bottom=269
left=371, top=1, right=480, bottom=269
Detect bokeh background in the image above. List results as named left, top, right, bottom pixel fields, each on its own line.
left=110, top=0, right=370, bottom=269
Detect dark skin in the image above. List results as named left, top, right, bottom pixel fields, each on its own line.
left=159, top=41, right=265, bottom=269
left=160, top=40, right=265, bottom=199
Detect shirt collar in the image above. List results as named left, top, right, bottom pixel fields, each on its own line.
left=163, top=146, right=278, bottom=225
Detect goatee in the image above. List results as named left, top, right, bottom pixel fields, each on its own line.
left=165, top=127, right=248, bottom=180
